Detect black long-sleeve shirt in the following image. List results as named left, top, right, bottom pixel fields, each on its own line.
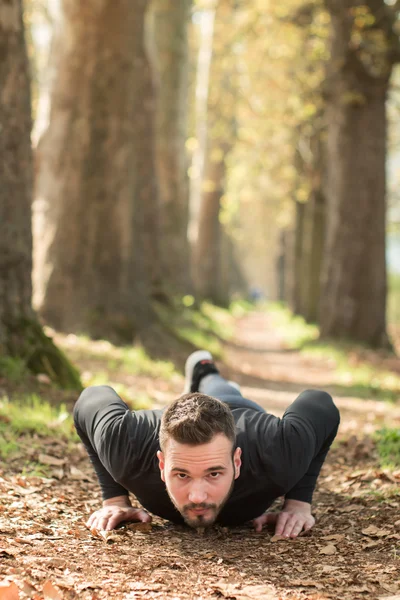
left=73, top=386, right=340, bottom=526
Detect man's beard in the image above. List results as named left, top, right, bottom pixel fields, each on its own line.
left=166, top=477, right=235, bottom=529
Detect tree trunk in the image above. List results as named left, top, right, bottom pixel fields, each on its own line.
left=148, top=0, right=192, bottom=294
left=0, top=0, right=81, bottom=389
left=303, top=188, right=325, bottom=323
left=321, top=0, right=395, bottom=347
left=193, top=0, right=237, bottom=304
left=291, top=201, right=305, bottom=315
left=33, top=0, right=160, bottom=343
left=194, top=141, right=227, bottom=304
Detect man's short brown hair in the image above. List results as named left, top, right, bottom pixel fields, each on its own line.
left=159, top=393, right=236, bottom=451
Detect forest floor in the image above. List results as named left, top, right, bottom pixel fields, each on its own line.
left=1, top=310, right=400, bottom=600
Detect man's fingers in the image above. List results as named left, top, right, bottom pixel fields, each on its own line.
left=288, top=521, right=305, bottom=538
left=136, top=509, right=152, bottom=523
left=275, top=512, right=291, bottom=536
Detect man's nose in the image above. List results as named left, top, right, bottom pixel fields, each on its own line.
left=188, top=482, right=207, bottom=504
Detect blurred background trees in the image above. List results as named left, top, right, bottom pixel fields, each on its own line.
left=2, top=0, right=400, bottom=382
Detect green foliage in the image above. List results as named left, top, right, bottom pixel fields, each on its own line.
left=374, top=428, right=400, bottom=469
left=269, top=303, right=400, bottom=401
left=57, top=334, right=177, bottom=384
left=0, top=395, right=77, bottom=459
left=155, top=297, right=237, bottom=358
left=268, top=303, right=320, bottom=347
left=0, top=357, right=29, bottom=382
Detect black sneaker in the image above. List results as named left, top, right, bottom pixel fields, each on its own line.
left=184, top=350, right=219, bottom=393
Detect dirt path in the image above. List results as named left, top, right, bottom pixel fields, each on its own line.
left=1, top=312, right=400, bottom=600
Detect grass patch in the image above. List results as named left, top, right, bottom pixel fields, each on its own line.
left=53, top=332, right=177, bottom=386
left=268, top=303, right=400, bottom=401
left=0, top=356, right=29, bottom=382
left=154, top=297, right=247, bottom=359
left=267, top=303, right=319, bottom=348
left=0, top=395, right=77, bottom=460
left=374, top=428, right=400, bottom=469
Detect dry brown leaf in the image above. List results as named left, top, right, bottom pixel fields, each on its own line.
left=320, top=565, right=340, bottom=573
left=361, top=525, right=391, bottom=537
left=69, top=466, right=88, bottom=480
left=126, top=522, right=152, bottom=533
left=0, top=582, right=19, bottom=600
left=38, top=454, right=65, bottom=467
left=319, top=544, right=337, bottom=555
left=322, top=534, right=345, bottom=542
left=361, top=525, right=379, bottom=536
left=20, top=581, right=37, bottom=597
left=213, top=582, right=278, bottom=600
left=270, top=534, right=286, bottom=543
left=378, top=596, right=400, bottom=600
left=362, top=539, right=381, bottom=549
left=43, top=581, right=63, bottom=600
left=290, top=580, right=318, bottom=587
left=50, top=469, right=65, bottom=480
left=338, top=504, right=361, bottom=513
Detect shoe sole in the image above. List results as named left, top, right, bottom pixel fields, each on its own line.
left=184, top=350, right=213, bottom=394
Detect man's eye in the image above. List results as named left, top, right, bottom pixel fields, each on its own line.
left=209, top=472, right=221, bottom=479
left=177, top=473, right=188, bottom=479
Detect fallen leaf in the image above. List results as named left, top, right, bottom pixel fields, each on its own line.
left=43, top=581, right=63, bottom=600
left=338, top=504, right=361, bottom=513
left=213, top=582, right=278, bottom=599
left=290, top=580, right=319, bottom=587
left=69, top=466, right=88, bottom=481
left=38, top=454, right=65, bottom=467
left=320, top=565, right=340, bottom=573
left=361, top=525, right=390, bottom=537
left=362, top=539, right=381, bottom=549
left=126, top=522, right=152, bottom=533
left=270, top=534, right=286, bottom=543
left=322, top=534, right=345, bottom=542
left=319, top=544, right=337, bottom=555
left=0, top=582, right=19, bottom=600
left=92, top=529, right=118, bottom=543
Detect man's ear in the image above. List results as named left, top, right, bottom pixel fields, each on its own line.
left=157, top=450, right=166, bottom=482
left=233, top=447, right=242, bottom=479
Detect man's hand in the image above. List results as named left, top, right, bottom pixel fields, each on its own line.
left=86, top=495, right=152, bottom=532
left=253, top=499, right=315, bottom=538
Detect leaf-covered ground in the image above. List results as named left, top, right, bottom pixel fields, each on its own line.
left=1, top=312, right=400, bottom=600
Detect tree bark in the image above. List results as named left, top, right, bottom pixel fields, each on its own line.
left=194, top=141, right=228, bottom=304
left=148, top=0, right=192, bottom=294
left=33, top=0, right=160, bottom=343
left=303, top=187, right=325, bottom=323
left=0, top=0, right=81, bottom=389
left=291, top=201, right=305, bottom=315
left=321, top=0, right=396, bottom=347
left=193, top=0, right=237, bottom=304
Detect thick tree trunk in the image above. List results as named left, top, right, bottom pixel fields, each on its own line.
left=193, top=0, right=237, bottom=304
left=34, top=0, right=160, bottom=343
left=0, top=0, right=81, bottom=389
left=321, top=0, right=394, bottom=347
left=194, top=140, right=227, bottom=303
left=148, top=0, right=192, bottom=294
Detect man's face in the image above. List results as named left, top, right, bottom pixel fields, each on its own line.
left=157, top=433, right=241, bottom=528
